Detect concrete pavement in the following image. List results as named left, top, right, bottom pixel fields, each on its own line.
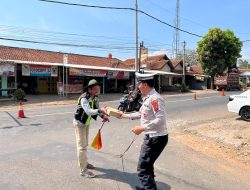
left=0, top=89, right=219, bottom=111
left=0, top=91, right=249, bottom=189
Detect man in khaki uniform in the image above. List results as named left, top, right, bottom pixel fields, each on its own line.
left=73, top=79, right=108, bottom=178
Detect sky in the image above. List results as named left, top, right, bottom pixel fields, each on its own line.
left=0, top=0, right=249, bottom=62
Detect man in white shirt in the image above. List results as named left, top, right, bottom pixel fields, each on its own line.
left=121, top=72, right=168, bottom=190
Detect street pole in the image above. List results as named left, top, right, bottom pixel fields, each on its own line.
left=63, top=63, right=65, bottom=97
left=66, top=66, right=68, bottom=97
left=139, top=42, right=142, bottom=73
left=63, top=54, right=68, bottom=97
left=135, top=0, right=139, bottom=73
left=182, top=41, right=186, bottom=85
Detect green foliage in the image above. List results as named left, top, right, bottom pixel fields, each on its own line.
left=14, top=88, right=25, bottom=100
left=239, top=81, right=247, bottom=89
left=174, top=84, right=182, bottom=88
left=197, top=28, right=243, bottom=77
left=180, top=84, right=189, bottom=92
left=173, top=84, right=189, bottom=92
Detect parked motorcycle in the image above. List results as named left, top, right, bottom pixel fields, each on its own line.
left=118, top=89, right=142, bottom=112
left=20, top=83, right=39, bottom=95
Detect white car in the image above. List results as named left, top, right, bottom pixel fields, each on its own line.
left=227, top=89, right=250, bottom=121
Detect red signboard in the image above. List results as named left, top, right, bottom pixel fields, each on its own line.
left=69, top=68, right=107, bottom=77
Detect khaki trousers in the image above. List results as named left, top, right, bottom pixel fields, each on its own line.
left=75, top=125, right=89, bottom=172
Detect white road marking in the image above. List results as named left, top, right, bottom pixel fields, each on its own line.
left=167, top=95, right=224, bottom=103
left=29, top=111, right=73, bottom=118
left=26, top=96, right=224, bottom=118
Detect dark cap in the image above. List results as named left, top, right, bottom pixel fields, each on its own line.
left=84, top=79, right=100, bottom=91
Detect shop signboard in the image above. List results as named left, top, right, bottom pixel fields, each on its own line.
left=69, top=68, right=107, bottom=77
left=0, top=63, right=15, bottom=76
left=107, top=71, right=129, bottom=79
left=22, top=65, right=58, bottom=77
left=195, top=75, right=205, bottom=81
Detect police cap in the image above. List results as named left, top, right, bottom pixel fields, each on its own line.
left=136, top=72, right=155, bottom=82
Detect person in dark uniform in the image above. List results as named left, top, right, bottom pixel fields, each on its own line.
left=73, top=79, right=109, bottom=178
left=121, top=72, right=168, bottom=190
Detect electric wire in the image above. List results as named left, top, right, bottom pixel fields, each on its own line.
left=38, top=0, right=203, bottom=38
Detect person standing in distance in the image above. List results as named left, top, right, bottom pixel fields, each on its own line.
left=73, top=79, right=109, bottom=178
left=120, top=72, right=168, bottom=190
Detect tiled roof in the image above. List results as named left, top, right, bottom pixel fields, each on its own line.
left=0, top=45, right=126, bottom=69
left=68, top=53, right=121, bottom=68
left=169, top=59, right=183, bottom=68
left=0, top=45, right=62, bottom=63
left=123, top=54, right=172, bottom=70
left=146, top=60, right=171, bottom=70
left=190, top=65, right=203, bottom=74
left=146, top=54, right=169, bottom=62
left=123, top=58, right=135, bottom=66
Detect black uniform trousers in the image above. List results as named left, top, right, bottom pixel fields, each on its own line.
left=137, top=134, right=168, bottom=190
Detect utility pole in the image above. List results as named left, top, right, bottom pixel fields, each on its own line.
left=172, top=0, right=180, bottom=58
left=135, top=0, right=139, bottom=72
left=63, top=54, right=68, bottom=97
left=182, top=41, right=186, bottom=85
left=138, top=41, right=144, bottom=73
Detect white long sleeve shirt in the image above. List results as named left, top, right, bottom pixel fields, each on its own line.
left=80, top=97, right=99, bottom=116
left=125, top=89, right=168, bottom=137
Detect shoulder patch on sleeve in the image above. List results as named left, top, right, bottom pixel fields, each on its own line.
left=151, top=98, right=159, bottom=112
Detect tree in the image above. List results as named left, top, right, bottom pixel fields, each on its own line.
left=197, top=28, right=243, bottom=77
left=238, top=59, right=250, bottom=68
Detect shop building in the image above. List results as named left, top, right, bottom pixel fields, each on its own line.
left=185, top=65, right=210, bottom=90
left=0, top=45, right=133, bottom=97
left=239, top=68, right=250, bottom=87
left=124, top=54, right=182, bottom=92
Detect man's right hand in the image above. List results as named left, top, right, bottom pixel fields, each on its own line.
left=99, top=107, right=108, bottom=115
left=119, top=112, right=126, bottom=119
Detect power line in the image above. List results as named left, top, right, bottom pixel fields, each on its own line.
left=0, top=36, right=135, bottom=50
left=0, top=24, right=175, bottom=48
left=0, top=24, right=134, bottom=41
left=145, top=0, right=210, bottom=29
left=0, top=36, right=170, bottom=53
left=38, top=0, right=203, bottom=38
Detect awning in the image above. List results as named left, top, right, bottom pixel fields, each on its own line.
left=1, top=59, right=135, bottom=72
left=144, top=70, right=182, bottom=76
left=65, top=63, right=135, bottom=72
left=2, top=59, right=63, bottom=66
left=240, top=72, right=250, bottom=76
left=186, top=72, right=210, bottom=78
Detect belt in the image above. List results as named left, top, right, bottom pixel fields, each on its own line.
left=145, top=131, right=168, bottom=138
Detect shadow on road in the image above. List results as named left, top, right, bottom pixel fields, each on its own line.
left=95, top=167, right=171, bottom=190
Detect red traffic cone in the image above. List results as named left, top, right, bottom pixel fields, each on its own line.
left=18, top=101, right=25, bottom=118
left=222, top=89, right=225, bottom=96
left=193, top=93, right=197, bottom=100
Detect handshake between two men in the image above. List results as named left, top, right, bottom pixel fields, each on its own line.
left=99, top=106, right=144, bottom=135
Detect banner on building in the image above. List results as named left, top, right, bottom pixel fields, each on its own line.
left=69, top=68, right=107, bottom=77
left=140, top=47, right=148, bottom=62
left=195, top=75, right=205, bottom=81
left=107, top=71, right=129, bottom=79
left=22, top=65, right=58, bottom=77
left=0, top=64, right=15, bottom=76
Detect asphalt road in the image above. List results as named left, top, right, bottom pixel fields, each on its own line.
left=0, top=91, right=249, bottom=190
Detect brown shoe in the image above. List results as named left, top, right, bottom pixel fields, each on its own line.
left=87, top=163, right=95, bottom=169
left=80, top=170, right=96, bottom=178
